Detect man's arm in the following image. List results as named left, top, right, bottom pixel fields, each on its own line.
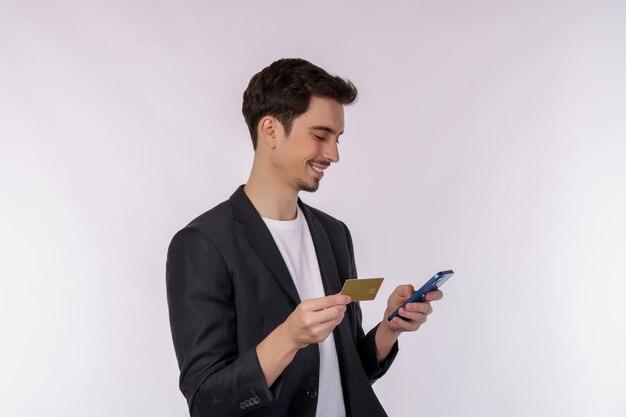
left=166, top=228, right=276, bottom=416
left=374, top=288, right=443, bottom=362
left=167, top=227, right=351, bottom=414
left=341, top=222, right=443, bottom=375
left=341, top=222, right=400, bottom=382
left=255, top=294, right=351, bottom=387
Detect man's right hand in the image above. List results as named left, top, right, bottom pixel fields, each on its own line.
left=280, top=293, right=352, bottom=349
left=256, top=293, right=351, bottom=388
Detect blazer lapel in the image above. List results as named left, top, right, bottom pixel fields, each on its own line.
left=298, top=201, right=343, bottom=296
left=229, top=186, right=301, bottom=306
left=230, top=187, right=379, bottom=413
left=228, top=186, right=345, bottom=306
left=299, top=200, right=368, bottom=393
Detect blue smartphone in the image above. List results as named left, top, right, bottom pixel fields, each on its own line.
left=387, top=270, right=454, bottom=321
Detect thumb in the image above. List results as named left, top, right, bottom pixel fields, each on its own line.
left=397, top=284, right=415, bottom=299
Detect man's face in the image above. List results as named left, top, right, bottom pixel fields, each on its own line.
left=273, top=96, right=345, bottom=192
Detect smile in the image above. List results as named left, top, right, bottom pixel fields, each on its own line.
left=309, top=162, right=327, bottom=178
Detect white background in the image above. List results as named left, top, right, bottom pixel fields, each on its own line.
left=1, top=1, right=625, bottom=416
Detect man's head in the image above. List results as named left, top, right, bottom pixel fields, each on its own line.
left=242, top=58, right=358, bottom=150
left=242, top=59, right=358, bottom=193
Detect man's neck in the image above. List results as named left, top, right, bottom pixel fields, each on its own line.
left=243, top=175, right=299, bottom=221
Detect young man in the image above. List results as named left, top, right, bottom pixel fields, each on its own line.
left=166, top=58, right=443, bottom=417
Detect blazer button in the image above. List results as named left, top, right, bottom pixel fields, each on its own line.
left=239, top=402, right=246, bottom=409
left=253, top=396, right=261, bottom=404
left=306, top=389, right=317, bottom=399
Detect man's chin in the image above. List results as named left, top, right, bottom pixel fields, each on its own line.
left=296, top=179, right=320, bottom=193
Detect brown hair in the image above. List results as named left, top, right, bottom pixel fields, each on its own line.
left=242, top=58, right=358, bottom=149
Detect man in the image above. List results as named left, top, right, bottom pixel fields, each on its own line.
left=166, top=58, right=443, bottom=417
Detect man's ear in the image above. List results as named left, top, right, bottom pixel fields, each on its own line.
left=258, top=116, right=282, bottom=149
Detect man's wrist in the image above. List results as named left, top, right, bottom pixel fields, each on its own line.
left=256, top=324, right=300, bottom=388
left=374, top=315, right=401, bottom=363
left=380, top=319, right=401, bottom=340
left=273, top=323, right=302, bottom=353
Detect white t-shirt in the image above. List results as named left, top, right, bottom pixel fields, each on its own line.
left=262, top=206, right=346, bottom=417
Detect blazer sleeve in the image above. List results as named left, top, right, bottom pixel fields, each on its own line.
left=166, top=227, right=280, bottom=416
left=342, top=222, right=399, bottom=384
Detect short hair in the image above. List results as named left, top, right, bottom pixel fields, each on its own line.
left=242, top=58, right=358, bottom=149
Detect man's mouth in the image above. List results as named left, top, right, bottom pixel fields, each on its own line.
left=309, top=162, right=328, bottom=178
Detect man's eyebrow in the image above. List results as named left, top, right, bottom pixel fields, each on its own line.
left=310, top=125, right=344, bottom=136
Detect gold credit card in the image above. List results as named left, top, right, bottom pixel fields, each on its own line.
left=340, top=278, right=384, bottom=301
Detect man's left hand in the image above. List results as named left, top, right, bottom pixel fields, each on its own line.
left=383, top=285, right=443, bottom=334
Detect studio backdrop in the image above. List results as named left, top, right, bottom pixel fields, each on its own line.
left=1, top=1, right=625, bottom=416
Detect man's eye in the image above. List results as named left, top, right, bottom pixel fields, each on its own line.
left=314, top=135, right=339, bottom=145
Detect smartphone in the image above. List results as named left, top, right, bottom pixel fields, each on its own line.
left=387, top=270, right=454, bottom=321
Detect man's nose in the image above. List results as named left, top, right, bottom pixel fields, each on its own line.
left=323, top=139, right=340, bottom=163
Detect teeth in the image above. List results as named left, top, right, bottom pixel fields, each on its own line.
left=311, top=164, right=324, bottom=173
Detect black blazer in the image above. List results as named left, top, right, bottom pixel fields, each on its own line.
left=166, top=185, right=398, bottom=417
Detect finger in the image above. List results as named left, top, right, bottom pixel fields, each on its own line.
left=310, top=319, right=343, bottom=342
left=396, top=284, right=415, bottom=299
left=329, top=293, right=352, bottom=305
left=305, top=294, right=351, bottom=311
left=423, top=290, right=443, bottom=301
left=406, top=302, right=433, bottom=315
left=310, top=305, right=347, bottom=326
left=389, top=316, right=420, bottom=332
left=397, top=307, right=428, bottom=324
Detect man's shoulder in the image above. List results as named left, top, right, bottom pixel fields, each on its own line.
left=187, top=199, right=232, bottom=228
left=174, top=197, right=235, bottom=244
left=166, top=196, right=235, bottom=260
